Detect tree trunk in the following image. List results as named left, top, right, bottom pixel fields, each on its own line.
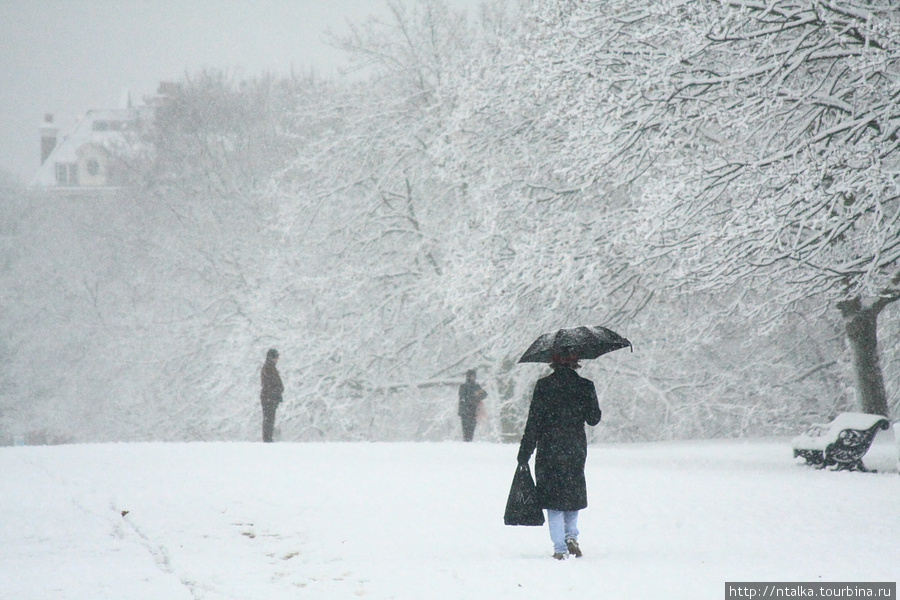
left=837, top=297, right=889, bottom=417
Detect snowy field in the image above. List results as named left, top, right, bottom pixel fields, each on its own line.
left=2, top=435, right=898, bottom=600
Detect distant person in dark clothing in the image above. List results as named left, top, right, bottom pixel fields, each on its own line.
left=458, top=369, right=487, bottom=442
left=517, top=348, right=602, bottom=560
left=260, top=348, right=284, bottom=442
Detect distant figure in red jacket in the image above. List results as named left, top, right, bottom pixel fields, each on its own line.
left=260, top=348, right=284, bottom=442
left=458, top=369, right=487, bottom=442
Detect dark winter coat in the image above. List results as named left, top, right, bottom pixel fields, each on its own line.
left=260, top=359, right=284, bottom=406
left=458, top=381, right=487, bottom=419
left=516, top=366, right=602, bottom=511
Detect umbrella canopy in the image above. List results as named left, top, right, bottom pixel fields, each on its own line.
left=518, top=325, right=632, bottom=364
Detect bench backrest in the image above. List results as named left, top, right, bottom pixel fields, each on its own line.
left=792, top=412, right=890, bottom=452
left=826, top=412, right=889, bottom=433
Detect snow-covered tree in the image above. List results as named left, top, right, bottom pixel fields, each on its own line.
left=11, top=0, right=887, bottom=444
left=473, top=0, right=900, bottom=418
left=120, top=69, right=332, bottom=440
left=268, top=0, right=497, bottom=440
left=644, top=0, right=900, bottom=417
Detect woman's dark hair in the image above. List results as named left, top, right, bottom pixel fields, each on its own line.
left=550, top=349, right=580, bottom=370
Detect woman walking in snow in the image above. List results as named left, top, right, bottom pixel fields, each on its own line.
left=516, top=348, right=602, bottom=559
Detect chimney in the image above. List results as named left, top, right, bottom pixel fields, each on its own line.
left=40, top=113, right=58, bottom=165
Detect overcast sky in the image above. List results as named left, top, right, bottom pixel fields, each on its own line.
left=0, top=0, right=483, bottom=184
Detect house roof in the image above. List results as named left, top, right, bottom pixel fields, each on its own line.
left=31, top=106, right=150, bottom=188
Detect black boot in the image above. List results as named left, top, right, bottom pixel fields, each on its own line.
left=566, top=538, right=582, bottom=558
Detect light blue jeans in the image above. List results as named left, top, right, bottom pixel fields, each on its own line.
left=547, top=509, right=579, bottom=555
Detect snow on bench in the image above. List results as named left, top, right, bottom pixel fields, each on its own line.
left=792, top=412, right=891, bottom=472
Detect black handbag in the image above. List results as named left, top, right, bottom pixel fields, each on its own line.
left=503, top=463, right=545, bottom=526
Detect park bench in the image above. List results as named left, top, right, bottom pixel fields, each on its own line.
left=792, top=412, right=891, bottom=472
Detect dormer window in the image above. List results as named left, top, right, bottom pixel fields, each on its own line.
left=86, top=159, right=100, bottom=177
left=55, top=162, right=78, bottom=186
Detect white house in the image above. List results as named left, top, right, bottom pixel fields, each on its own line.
left=32, top=105, right=145, bottom=191
left=31, top=86, right=172, bottom=191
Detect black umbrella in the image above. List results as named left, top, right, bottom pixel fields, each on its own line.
left=518, top=325, right=632, bottom=363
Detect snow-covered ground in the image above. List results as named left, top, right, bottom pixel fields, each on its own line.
left=2, top=435, right=898, bottom=600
